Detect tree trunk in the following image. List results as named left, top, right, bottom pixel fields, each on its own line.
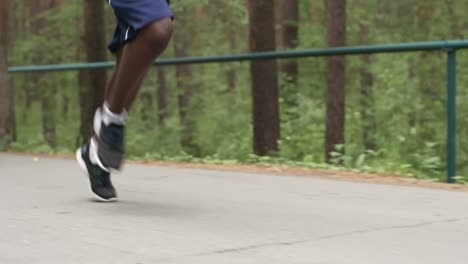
left=325, top=0, right=347, bottom=162
left=358, top=13, right=376, bottom=151
left=445, top=0, right=464, bottom=39
left=0, top=0, right=14, bottom=149
left=248, top=0, right=281, bottom=156
left=277, top=0, right=299, bottom=120
left=139, top=90, right=152, bottom=123
left=80, top=0, right=107, bottom=143
left=415, top=1, right=435, bottom=141
left=156, top=67, right=168, bottom=127
left=226, top=27, right=237, bottom=92
left=30, top=0, right=57, bottom=148
left=309, top=0, right=323, bottom=26
left=279, top=0, right=299, bottom=76
left=221, top=2, right=237, bottom=92
left=174, top=20, right=199, bottom=155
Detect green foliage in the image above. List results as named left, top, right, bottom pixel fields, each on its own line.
left=7, top=0, right=468, bottom=182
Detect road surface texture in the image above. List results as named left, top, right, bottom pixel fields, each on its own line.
left=1, top=153, right=468, bottom=264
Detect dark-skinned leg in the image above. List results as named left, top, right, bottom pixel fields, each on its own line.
left=93, top=17, right=173, bottom=170
left=107, top=17, right=173, bottom=113
left=104, top=48, right=123, bottom=99
left=78, top=1, right=174, bottom=201
left=122, top=73, right=145, bottom=111
left=76, top=49, right=124, bottom=201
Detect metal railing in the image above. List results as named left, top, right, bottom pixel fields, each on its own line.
left=8, top=40, right=468, bottom=183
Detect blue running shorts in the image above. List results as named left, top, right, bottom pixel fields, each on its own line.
left=108, top=0, right=173, bottom=53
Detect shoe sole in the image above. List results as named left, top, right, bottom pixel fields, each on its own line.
left=76, top=149, right=117, bottom=203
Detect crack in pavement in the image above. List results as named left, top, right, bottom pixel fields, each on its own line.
left=314, top=217, right=465, bottom=241
left=154, top=217, right=468, bottom=262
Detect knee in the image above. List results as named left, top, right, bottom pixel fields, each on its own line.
left=143, top=18, right=174, bottom=49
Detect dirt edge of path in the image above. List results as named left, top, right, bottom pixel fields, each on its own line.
left=5, top=151, right=468, bottom=193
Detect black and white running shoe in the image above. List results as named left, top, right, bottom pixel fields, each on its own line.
left=76, top=143, right=117, bottom=201
left=93, top=108, right=125, bottom=171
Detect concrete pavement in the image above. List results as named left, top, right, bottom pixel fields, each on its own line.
left=1, top=153, right=468, bottom=264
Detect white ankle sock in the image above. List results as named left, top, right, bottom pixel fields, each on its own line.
left=102, top=102, right=128, bottom=126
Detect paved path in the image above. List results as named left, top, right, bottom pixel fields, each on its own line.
left=1, top=153, right=468, bottom=264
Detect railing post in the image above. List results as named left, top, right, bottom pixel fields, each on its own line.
left=447, top=49, right=457, bottom=183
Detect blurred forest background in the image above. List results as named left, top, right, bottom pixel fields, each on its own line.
left=2, top=0, right=468, bottom=181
